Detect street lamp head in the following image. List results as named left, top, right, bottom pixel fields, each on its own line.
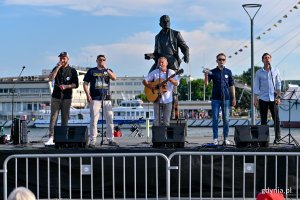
left=242, top=4, right=262, bottom=19
left=242, top=4, right=262, bottom=8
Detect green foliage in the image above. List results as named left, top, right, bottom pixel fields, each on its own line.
left=135, top=93, right=149, bottom=102
left=178, top=77, right=212, bottom=101
left=234, top=66, right=260, bottom=109
left=178, top=78, right=188, bottom=100
left=237, top=66, right=260, bottom=85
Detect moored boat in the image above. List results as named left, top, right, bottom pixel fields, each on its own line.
left=33, top=99, right=154, bottom=128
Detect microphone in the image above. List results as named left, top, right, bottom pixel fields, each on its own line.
left=202, top=67, right=212, bottom=75
left=267, top=61, right=271, bottom=69
left=22, top=66, right=25, bottom=69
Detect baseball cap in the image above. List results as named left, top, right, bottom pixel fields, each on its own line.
left=58, top=52, right=69, bottom=57
left=97, top=54, right=106, bottom=60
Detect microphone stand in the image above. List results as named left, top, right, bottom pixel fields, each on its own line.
left=79, top=91, right=83, bottom=126
left=269, top=64, right=279, bottom=145
left=11, top=66, right=25, bottom=141
left=220, top=66, right=226, bottom=145
left=100, top=71, right=106, bottom=146
left=158, top=66, right=162, bottom=126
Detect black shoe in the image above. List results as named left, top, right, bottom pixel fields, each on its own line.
left=273, top=139, right=279, bottom=145
left=108, top=140, right=119, bottom=147
left=273, top=136, right=281, bottom=144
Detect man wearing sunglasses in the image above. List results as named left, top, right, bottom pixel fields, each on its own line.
left=83, top=54, right=118, bottom=147
left=204, top=53, right=236, bottom=145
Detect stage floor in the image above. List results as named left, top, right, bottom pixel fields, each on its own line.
left=2, top=132, right=300, bottom=199
left=1, top=132, right=300, bottom=153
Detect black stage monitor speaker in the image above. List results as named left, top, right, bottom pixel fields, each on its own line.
left=152, top=123, right=186, bottom=148
left=12, top=118, right=28, bottom=145
left=54, top=126, right=88, bottom=148
left=234, top=125, right=269, bottom=147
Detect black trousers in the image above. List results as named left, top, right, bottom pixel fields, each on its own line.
left=259, top=99, right=281, bottom=139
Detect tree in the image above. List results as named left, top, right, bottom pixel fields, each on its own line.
left=234, top=66, right=260, bottom=109
left=178, top=78, right=188, bottom=100
left=135, top=93, right=149, bottom=102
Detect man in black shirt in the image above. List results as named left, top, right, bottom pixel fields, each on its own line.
left=45, top=52, right=79, bottom=145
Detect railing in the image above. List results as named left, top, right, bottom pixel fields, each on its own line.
left=168, top=151, right=300, bottom=199
left=2, top=151, right=300, bottom=199
left=2, top=153, right=170, bottom=200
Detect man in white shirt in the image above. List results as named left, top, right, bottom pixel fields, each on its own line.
left=143, top=57, right=179, bottom=126
left=254, top=52, right=282, bottom=144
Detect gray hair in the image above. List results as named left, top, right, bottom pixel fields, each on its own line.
left=8, top=187, right=36, bottom=200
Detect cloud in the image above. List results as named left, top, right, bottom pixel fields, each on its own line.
left=2, top=0, right=300, bottom=80
left=71, top=28, right=248, bottom=78
left=202, top=22, right=230, bottom=33
left=4, top=0, right=174, bottom=16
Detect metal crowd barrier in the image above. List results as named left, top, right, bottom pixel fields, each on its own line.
left=2, top=153, right=170, bottom=200
left=2, top=151, right=300, bottom=199
left=168, top=151, right=300, bottom=200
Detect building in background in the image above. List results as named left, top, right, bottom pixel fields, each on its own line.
left=0, top=69, right=86, bottom=121
left=0, top=69, right=147, bottom=120
left=0, top=67, right=200, bottom=121
left=110, top=76, right=145, bottom=106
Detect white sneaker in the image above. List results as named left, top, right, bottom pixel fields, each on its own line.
left=213, top=139, right=218, bottom=145
left=44, top=137, right=55, bottom=145
left=225, top=139, right=230, bottom=145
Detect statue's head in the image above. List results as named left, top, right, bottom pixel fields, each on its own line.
left=159, top=15, right=170, bottom=30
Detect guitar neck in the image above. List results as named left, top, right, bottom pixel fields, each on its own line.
left=159, top=73, right=176, bottom=86
left=158, top=68, right=183, bottom=87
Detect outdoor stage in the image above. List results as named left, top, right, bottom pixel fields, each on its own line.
left=1, top=133, right=300, bottom=199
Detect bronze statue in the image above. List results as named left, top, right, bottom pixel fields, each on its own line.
left=145, top=15, right=189, bottom=72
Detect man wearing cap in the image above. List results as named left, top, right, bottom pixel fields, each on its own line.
left=83, top=55, right=118, bottom=147
left=45, top=52, right=79, bottom=145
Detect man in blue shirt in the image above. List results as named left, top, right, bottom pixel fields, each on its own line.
left=254, top=53, right=281, bottom=144
left=83, top=54, right=118, bottom=147
left=204, top=53, right=236, bottom=145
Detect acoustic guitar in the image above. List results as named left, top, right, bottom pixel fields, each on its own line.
left=144, top=69, right=184, bottom=102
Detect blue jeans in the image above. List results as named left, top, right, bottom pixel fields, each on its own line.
left=211, top=99, right=230, bottom=140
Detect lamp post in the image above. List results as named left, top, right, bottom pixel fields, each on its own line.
left=189, top=75, right=191, bottom=101
left=242, top=3, right=261, bottom=125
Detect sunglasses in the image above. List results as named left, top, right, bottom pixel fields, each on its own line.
left=218, top=58, right=226, bottom=61
left=98, top=58, right=106, bottom=61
